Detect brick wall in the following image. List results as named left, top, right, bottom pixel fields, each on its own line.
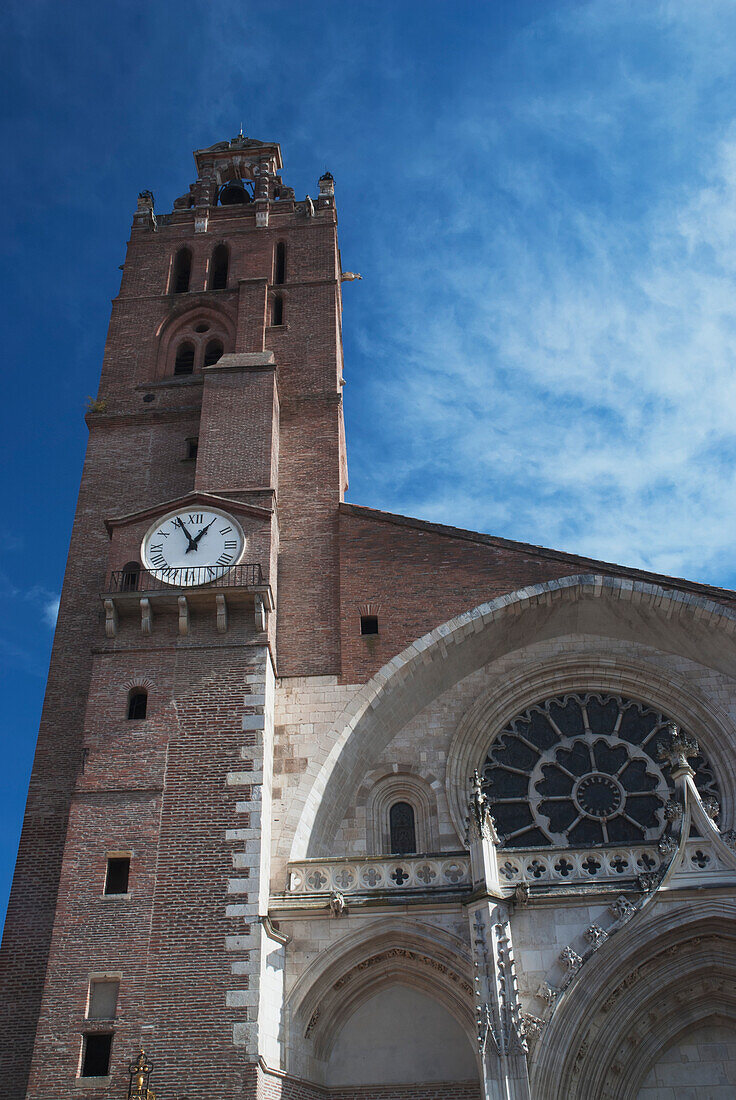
left=338, top=503, right=736, bottom=684
left=23, top=643, right=272, bottom=1099
left=250, top=1062, right=481, bottom=1100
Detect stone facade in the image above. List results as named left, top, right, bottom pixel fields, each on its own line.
left=2, top=134, right=736, bottom=1099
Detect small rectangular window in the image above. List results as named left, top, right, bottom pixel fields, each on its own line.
left=87, top=979, right=119, bottom=1020
left=104, top=857, right=130, bottom=895
left=186, top=437, right=199, bottom=460
left=80, top=1032, right=113, bottom=1077
left=360, top=615, right=379, bottom=635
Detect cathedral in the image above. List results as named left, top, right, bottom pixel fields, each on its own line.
left=2, top=133, right=736, bottom=1100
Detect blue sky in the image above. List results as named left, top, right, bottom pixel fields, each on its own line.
left=4, top=0, right=736, bottom=921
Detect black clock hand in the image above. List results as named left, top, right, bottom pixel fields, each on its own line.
left=174, top=517, right=198, bottom=551
left=190, top=518, right=216, bottom=549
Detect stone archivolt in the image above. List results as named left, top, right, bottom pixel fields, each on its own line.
left=531, top=904, right=736, bottom=1099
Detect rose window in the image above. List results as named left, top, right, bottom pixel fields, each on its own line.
left=481, top=693, right=719, bottom=848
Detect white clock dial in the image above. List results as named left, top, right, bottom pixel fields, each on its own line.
left=141, top=508, right=245, bottom=586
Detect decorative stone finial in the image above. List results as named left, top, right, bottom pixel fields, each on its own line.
left=466, top=770, right=499, bottom=844
left=657, top=723, right=699, bottom=777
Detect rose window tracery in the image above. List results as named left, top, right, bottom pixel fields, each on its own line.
left=481, top=693, right=719, bottom=848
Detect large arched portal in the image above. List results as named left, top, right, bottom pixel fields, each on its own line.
left=531, top=903, right=736, bottom=1100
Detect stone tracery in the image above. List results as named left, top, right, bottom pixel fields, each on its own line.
left=482, top=693, right=720, bottom=848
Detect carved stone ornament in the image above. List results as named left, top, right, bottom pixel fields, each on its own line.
left=610, top=895, right=637, bottom=922
left=638, top=871, right=659, bottom=893
left=521, top=1013, right=545, bottom=1044
left=702, top=795, right=720, bottom=820
left=722, top=829, right=736, bottom=850
left=333, top=948, right=472, bottom=996
left=537, top=981, right=559, bottom=1008
left=585, top=924, right=609, bottom=949
left=657, top=723, right=699, bottom=774
left=658, top=834, right=678, bottom=856
left=329, top=890, right=346, bottom=916
left=664, top=798, right=684, bottom=821
left=304, top=1008, right=320, bottom=1038
left=560, top=946, right=583, bottom=974
left=514, top=880, right=530, bottom=907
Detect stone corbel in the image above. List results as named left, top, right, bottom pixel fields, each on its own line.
left=178, top=596, right=190, bottom=636
left=254, top=594, right=266, bottom=632
left=140, top=597, right=153, bottom=635
left=104, top=598, right=118, bottom=638
left=216, top=594, right=228, bottom=633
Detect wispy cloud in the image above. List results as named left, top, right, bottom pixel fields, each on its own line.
left=0, top=572, right=61, bottom=635
left=342, top=2, right=736, bottom=587
left=42, top=597, right=60, bottom=629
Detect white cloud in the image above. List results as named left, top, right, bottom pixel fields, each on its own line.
left=343, top=10, right=736, bottom=588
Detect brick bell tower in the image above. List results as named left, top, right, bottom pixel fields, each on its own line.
left=0, top=134, right=347, bottom=1098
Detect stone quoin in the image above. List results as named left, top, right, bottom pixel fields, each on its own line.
left=2, top=133, right=736, bottom=1100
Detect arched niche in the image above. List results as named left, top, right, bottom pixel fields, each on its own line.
left=286, top=916, right=477, bottom=1085
left=325, top=983, right=479, bottom=1088
left=365, top=770, right=439, bottom=855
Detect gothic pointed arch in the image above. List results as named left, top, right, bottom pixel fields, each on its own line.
left=530, top=898, right=736, bottom=1100
left=285, top=575, right=736, bottom=863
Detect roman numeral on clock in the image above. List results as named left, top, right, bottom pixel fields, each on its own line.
left=223, top=540, right=237, bottom=550
left=219, top=526, right=232, bottom=535
left=216, top=553, right=233, bottom=566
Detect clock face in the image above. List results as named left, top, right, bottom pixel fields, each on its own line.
left=141, top=508, right=245, bottom=586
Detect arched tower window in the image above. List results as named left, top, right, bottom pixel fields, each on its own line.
left=271, top=295, right=284, bottom=326
left=203, top=339, right=223, bottom=367
left=274, top=241, right=286, bottom=285
left=209, top=244, right=229, bottom=290
left=127, top=689, right=148, bottom=721
left=171, top=248, right=192, bottom=294
left=158, top=308, right=236, bottom=379
left=174, top=341, right=195, bottom=375
left=389, top=801, right=417, bottom=855
left=120, top=561, right=140, bottom=592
